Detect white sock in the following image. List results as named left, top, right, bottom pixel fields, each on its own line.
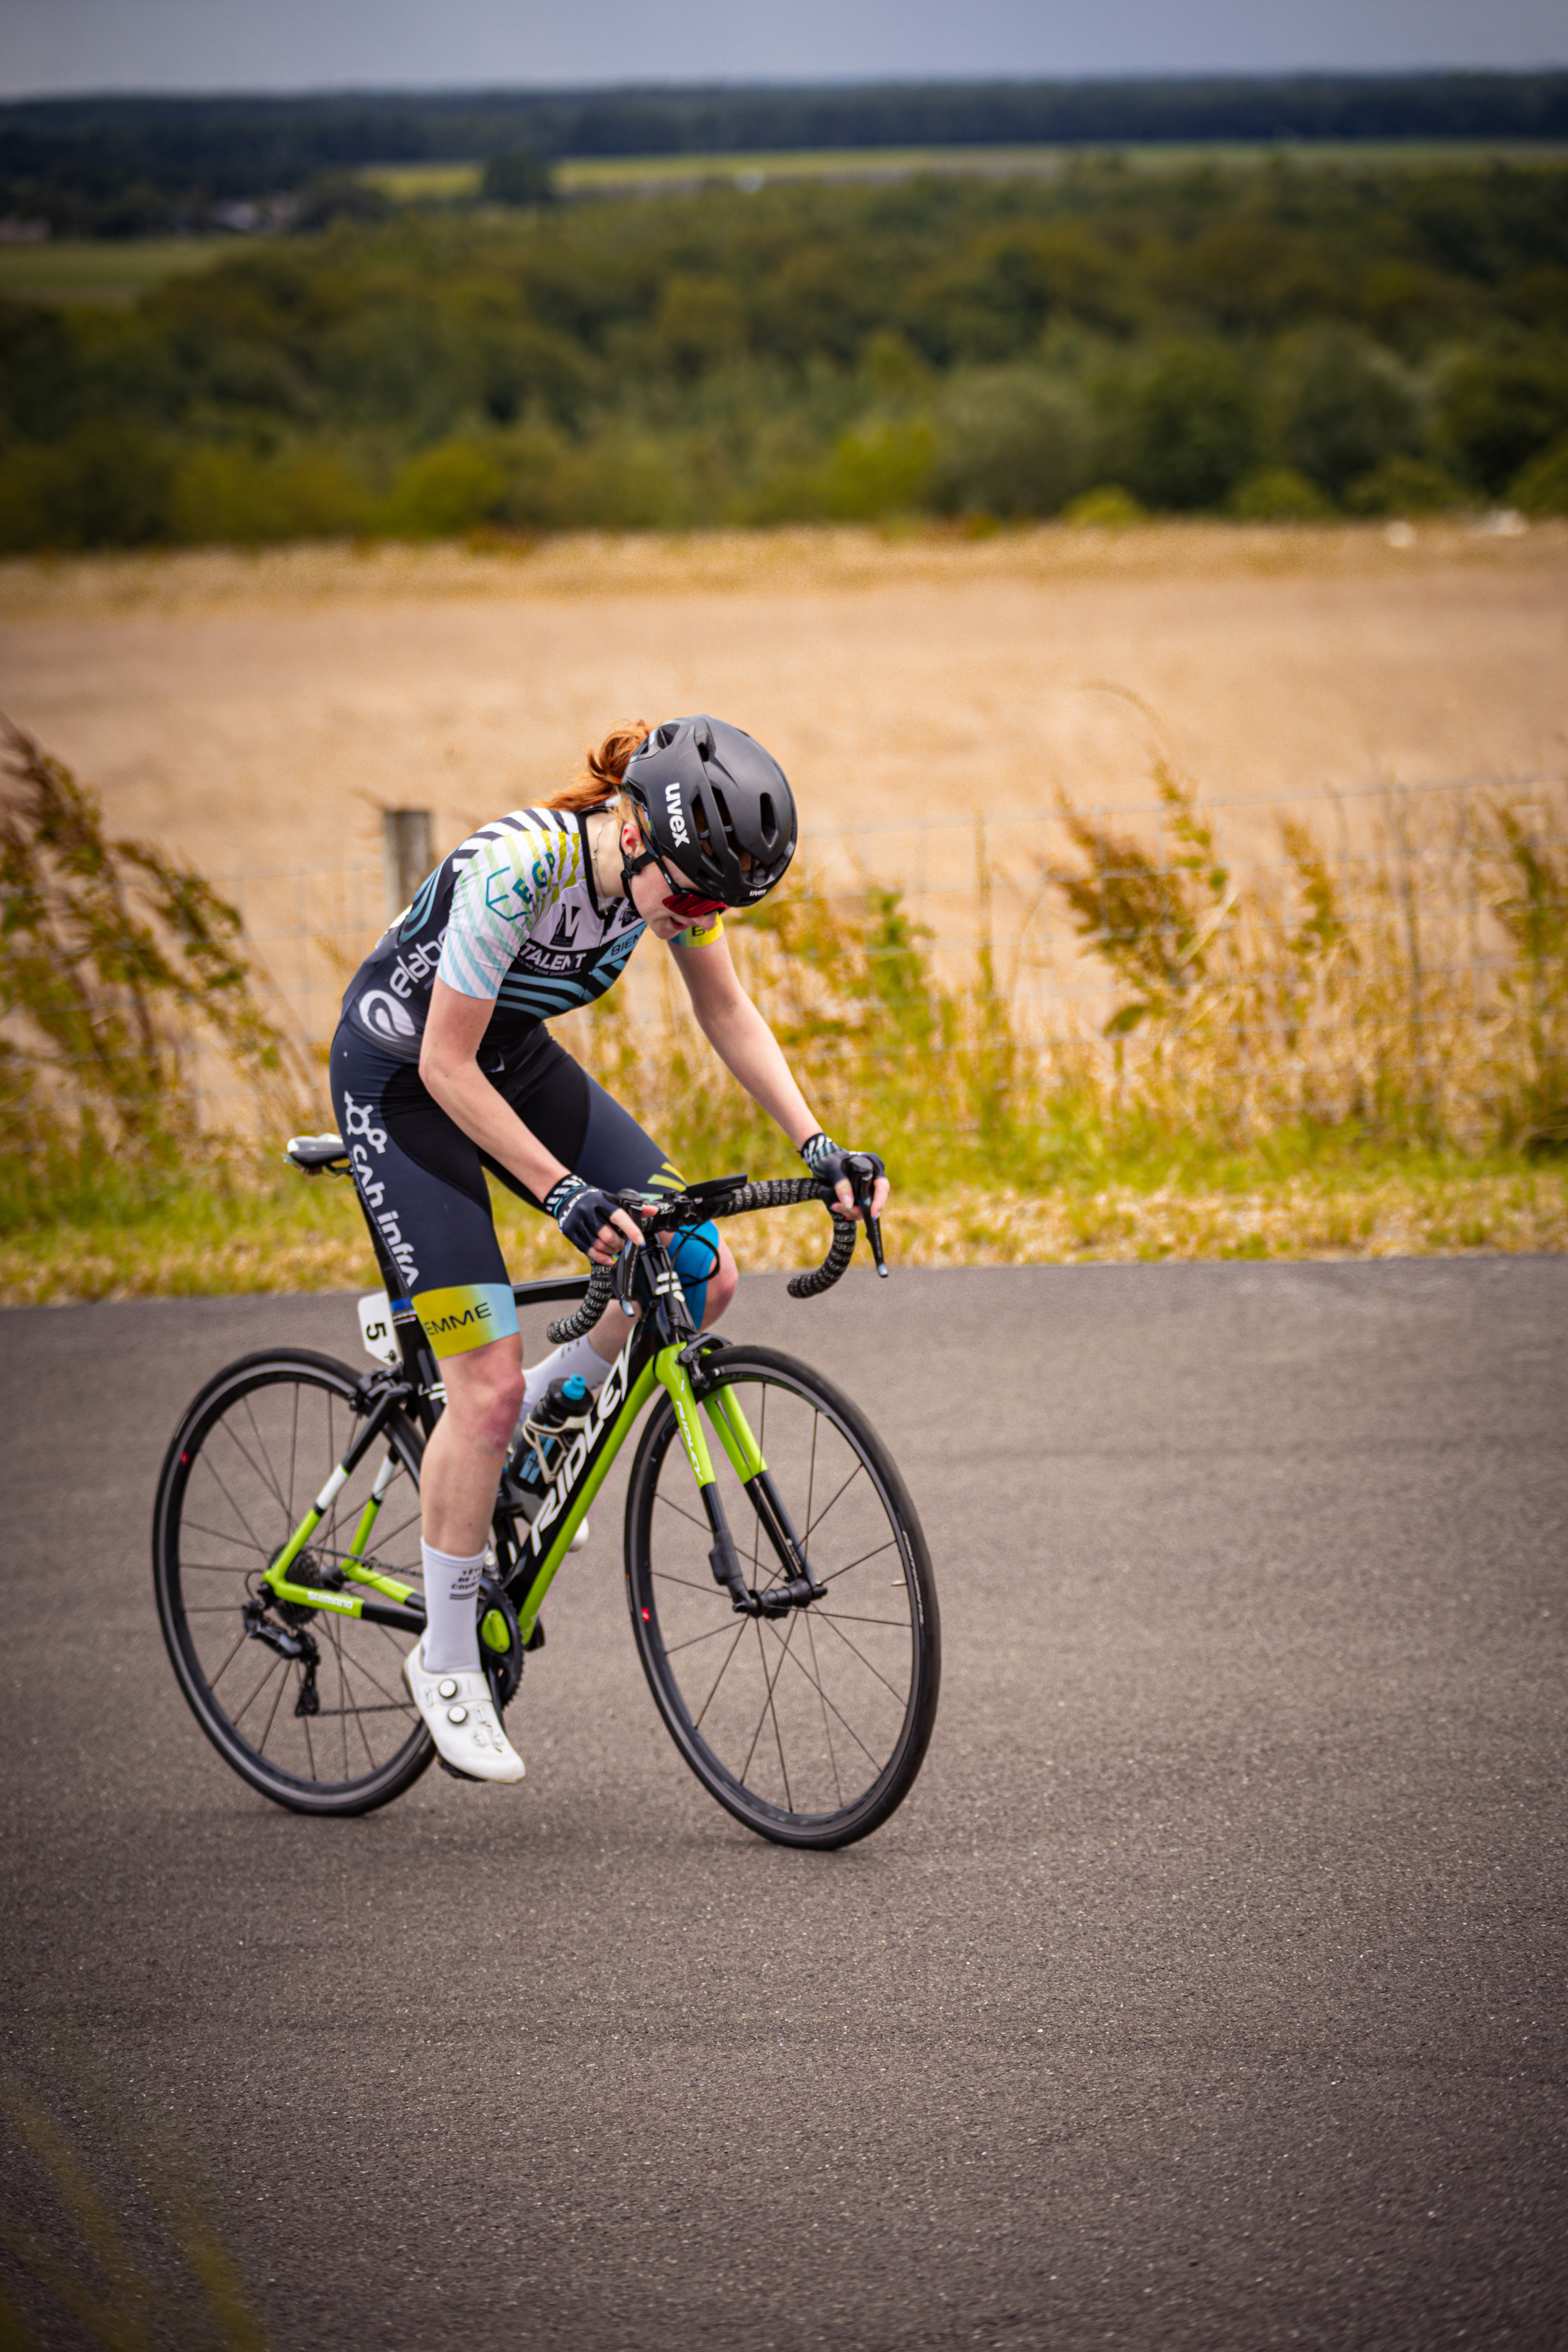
left=521, top=1332, right=614, bottom=1417
left=421, top=1541, right=485, bottom=1674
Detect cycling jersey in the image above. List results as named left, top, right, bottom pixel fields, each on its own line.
left=340, top=801, right=722, bottom=1061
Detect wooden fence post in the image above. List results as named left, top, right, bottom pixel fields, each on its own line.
left=382, top=808, right=434, bottom=924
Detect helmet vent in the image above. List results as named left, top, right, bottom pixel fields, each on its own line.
left=710, top=786, right=742, bottom=858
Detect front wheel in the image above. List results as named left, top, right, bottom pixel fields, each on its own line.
left=624, top=1345, right=940, bottom=1849
left=152, top=1348, right=434, bottom=1815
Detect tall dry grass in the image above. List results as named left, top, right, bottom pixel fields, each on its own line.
left=2, top=718, right=1563, bottom=1274
left=0, top=717, right=306, bottom=1232
left=571, top=770, right=1568, bottom=1191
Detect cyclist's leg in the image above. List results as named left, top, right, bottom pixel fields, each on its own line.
left=329, top=1026, right=526, bottom=1690
left=575, top=1075, right=735, bottom=1327
left=481, top=1040, right=738, bottom=1335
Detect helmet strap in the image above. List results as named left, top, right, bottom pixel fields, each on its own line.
left=619, top=844, right=658, bottom=906
left=617, top=813, right=670, bottom=908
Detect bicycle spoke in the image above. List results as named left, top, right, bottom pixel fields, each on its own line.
left=255, top=1661, right=289, bottom=1755
left=630, top=1353, right=935, bottom=1844
left=804, top=1458, right=866, bottom=1546
left=767, top=1632, right=887, bottom=1772
left=662, top=1618, right=743, bottom=1657
left=818, top=1537, right=899, bottom=1584
left=651, top=1567, right=731, bottom=1599
left=205, top=1624, right=253, bottom=1693
left=157, top=1359, right=445, bottom=1811
left=653, top=1488, right=710, bottom=1534
left=803, top=1610, right=843, bottom=1812
left=692, top=1616, right=753, bottom=1733
left=739, top=1609, right=797, bottom=1804
left=187, top=1454, right=275, bottom=1555
left=238, top=1391, right=292, bottom=1517
left=229, top=1650, right=285, bottom=1729
left=808, top=1606, right=911, bottom=1708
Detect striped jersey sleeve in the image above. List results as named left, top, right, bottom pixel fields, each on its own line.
left=440, top=812, right=580, bottom=1000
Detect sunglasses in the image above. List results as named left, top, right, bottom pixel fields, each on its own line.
left=635, top=828, right=727, bottom=922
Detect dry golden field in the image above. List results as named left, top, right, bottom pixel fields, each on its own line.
left=4, top=520, right=1564, bottom=893
left=4, top=517, right=1567, bottom=1298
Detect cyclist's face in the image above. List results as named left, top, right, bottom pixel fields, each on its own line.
left=620, top=822, right=724, bottom=938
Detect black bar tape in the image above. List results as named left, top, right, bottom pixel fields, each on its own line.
left=787, top=1213, right=858, bottom=1298
left=545, top=1261, right=616, bottom=1343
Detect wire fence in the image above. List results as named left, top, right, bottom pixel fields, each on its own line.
left=210, top=765, right=1563, bottom=1040
left=5, top=751, right=1566, bottom=1186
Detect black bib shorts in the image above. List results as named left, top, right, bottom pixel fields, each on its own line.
left=328, top=1021, right=717, bottom=1359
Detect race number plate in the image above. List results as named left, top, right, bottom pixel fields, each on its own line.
left=357, top=1291, right=398, bottom=1366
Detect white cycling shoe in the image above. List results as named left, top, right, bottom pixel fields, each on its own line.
left=402, top=1639, right=526, bottom=1784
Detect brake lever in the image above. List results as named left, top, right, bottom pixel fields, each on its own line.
left=846, top=1155, right=888, bottom=1279
left=612, top=1235, right=641, bottom=1316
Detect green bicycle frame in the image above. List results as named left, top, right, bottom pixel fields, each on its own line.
left=257, top=1305, right=789, bottom=1646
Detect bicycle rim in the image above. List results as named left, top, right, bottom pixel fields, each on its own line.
left=624, top=1345, right=939, bottom=1848
left=152, top=1349, right=434, bottom=1815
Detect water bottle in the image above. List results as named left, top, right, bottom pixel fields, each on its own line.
left=532, top=1374, right=593, bottom=1431
left=509, top=1375, right=594, bottom=1492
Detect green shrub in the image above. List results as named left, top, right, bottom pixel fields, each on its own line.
left=1345, top=452, right=1467, bottom=514
left=169, top=443, right=372, bottom=543
left=1123, top=344, right=1260, bottom=511
left=1062, top=482, right=1145, bottom=524
left=817, top=418, right=936, bottom=520
left=1274, top=325, right=1423, bottom=500
left=480, top=151, right=555, bottom=209
left=1436, top=342, right=1568, bottom=495
left=0, top=421, right=172, bottom=550
left=379, top=438, right=510, bottom=537
left=291, top=173, right=394, bottom=233
left=1509, top=431, right=1568, bottom=514
left=1228, top=465, right=1335, bottom=520
left=930, top=368, right=1094, bottom=517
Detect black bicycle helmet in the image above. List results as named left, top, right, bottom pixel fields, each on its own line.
left=621, top=715, right=796, bottom=906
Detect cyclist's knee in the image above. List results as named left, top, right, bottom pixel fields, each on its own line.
left=441, top=1340, right=524, bottom=1449
left=702, top=1236, right=739, bottom=1327
left=669, top=1221, right=724, bottom=1326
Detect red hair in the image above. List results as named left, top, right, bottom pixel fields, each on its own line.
left=541, top=720, right=651, bottom=815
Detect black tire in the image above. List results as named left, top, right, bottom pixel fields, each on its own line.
left=624, top=1345, right=939, bottom=1848
left=152, top=1349, right=435, bottom=1815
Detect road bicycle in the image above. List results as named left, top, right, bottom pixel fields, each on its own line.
left=152, top=1138, right=939, bottom=1849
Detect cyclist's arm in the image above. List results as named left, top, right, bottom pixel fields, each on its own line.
left=419, top=978, right=641, bottom=1258
left=669, top=930, right=891, bottom=1221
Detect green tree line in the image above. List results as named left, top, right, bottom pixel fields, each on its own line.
left=4, top=74, right=1567, bottom=236
left=2, top=158, right=1567, bottom=549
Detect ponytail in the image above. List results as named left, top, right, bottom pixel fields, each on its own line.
left=541, top=719, right=651, bottom=816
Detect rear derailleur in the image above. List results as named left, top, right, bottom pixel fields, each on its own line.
left=241, top=1599, right=321, bottom=1717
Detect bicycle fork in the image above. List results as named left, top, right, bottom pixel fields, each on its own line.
left=661, top=1346, right=826, bottom=1617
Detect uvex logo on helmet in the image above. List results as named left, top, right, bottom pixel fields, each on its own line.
left=625, top=714, right=797, bottom=909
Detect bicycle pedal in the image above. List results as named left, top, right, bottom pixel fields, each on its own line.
left=436, top=1755, right=483, bottom=1783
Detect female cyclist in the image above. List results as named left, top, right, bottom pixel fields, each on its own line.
left=328, top=714, right=887, bottom=1785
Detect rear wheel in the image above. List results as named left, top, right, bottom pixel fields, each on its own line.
left=624, top=1345, right=939, bottom=1848
left=152, top=1349, right=434, bottom=1815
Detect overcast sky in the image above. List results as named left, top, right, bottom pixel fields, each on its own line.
left=5, top=0, right=1565, bottom=101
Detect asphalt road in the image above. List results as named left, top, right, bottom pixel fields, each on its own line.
left=2, top=1259, right=1564, bottom=2352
